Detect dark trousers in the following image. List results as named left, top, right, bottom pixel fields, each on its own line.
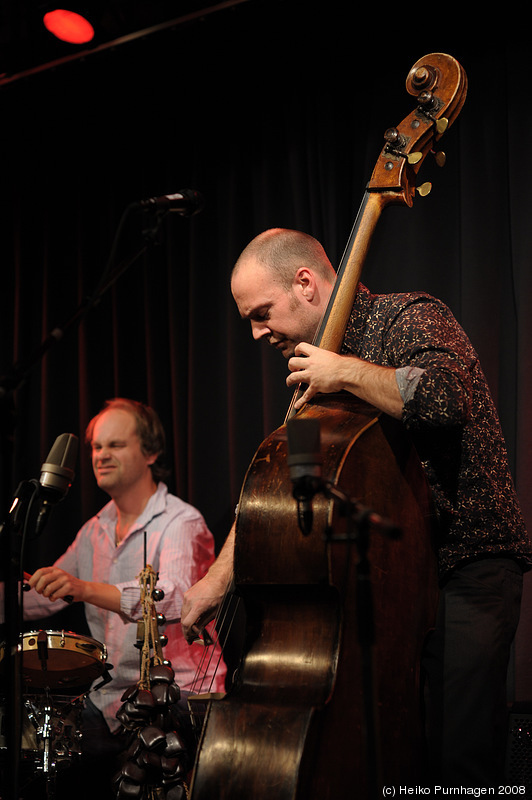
left=422, top=557, right=523, bottom=787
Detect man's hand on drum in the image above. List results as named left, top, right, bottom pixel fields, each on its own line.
left=28, top=567, right=121, bottom=613
left=29, top=567, right=82, bottom=603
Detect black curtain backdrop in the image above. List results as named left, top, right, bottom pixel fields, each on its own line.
left=1, top=3, right=531, bottom=698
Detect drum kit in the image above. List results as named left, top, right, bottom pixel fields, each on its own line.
left=0, top=628, right=109, bottom=796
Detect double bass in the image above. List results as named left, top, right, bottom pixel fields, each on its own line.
left=190, top=53, right=468, bottom=798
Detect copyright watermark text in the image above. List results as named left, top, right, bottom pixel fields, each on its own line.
left=381, top=788, right=526, bottom=798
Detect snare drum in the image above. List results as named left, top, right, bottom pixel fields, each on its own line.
left=19, top=630, right=107, bottom=689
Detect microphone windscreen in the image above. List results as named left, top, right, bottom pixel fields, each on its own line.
left=40, top=433, right=79, bottom=495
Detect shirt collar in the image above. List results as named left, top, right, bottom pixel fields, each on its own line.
left=97, top=481, right=168, bottom=534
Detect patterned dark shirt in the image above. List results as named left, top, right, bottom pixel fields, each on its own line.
left=342, top=284, right=532, bottom=581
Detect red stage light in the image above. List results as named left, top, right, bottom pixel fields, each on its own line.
left=43, top=9, right=95, bottom=45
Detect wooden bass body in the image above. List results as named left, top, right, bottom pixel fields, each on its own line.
left=190, top=395, right=438, bottom=798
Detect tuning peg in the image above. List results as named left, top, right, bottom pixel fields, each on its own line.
left=383, top=127, right=405, bottom=146
left=407, top=152, right=423, bottom=165
left=416, top=91, right=449, bottom=136
left=432, top=150, right=446, bottom=167
left=416, top=182, right=432, bottom=197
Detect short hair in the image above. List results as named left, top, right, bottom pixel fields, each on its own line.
left=85, top=398, right=169, bottom=483
left=233, top=228, right=336, bottom=289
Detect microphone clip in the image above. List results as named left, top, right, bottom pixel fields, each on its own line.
left=286, top=417, right=323, bottom=537
left=286, top=417, right=401, bottom=541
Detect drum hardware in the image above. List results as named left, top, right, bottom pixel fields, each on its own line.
left=0, top=628, right=110, bottom=795
left=26, top=692, right=84, bottom=776
left=1, top=690, right=84, bottom=792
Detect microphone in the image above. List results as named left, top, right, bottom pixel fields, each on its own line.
left=286, top=417, right=322, bottom=536
left=35, top=433, right=78, bottom=535
left=134, top=189, right=204, bottom=217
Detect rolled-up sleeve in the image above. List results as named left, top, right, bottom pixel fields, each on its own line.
left=383, top=298, right=476, bottom=429
left=119, top=515, right=215, bottom=622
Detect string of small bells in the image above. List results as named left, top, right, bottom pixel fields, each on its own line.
left=113, top=569, right=192, bottom=799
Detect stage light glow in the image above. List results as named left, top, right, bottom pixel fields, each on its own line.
left=43, top=9, right=95, bottom=45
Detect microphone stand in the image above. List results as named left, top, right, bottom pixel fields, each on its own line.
left=1, top=479, right=42, bottom=799
left=296, top=476, right=401, bottom=800
left=0, top=203, right=169, bottom=799
left=0, top=203, right=167, bottom=405
left=326, top=481, right=401, bottom=799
